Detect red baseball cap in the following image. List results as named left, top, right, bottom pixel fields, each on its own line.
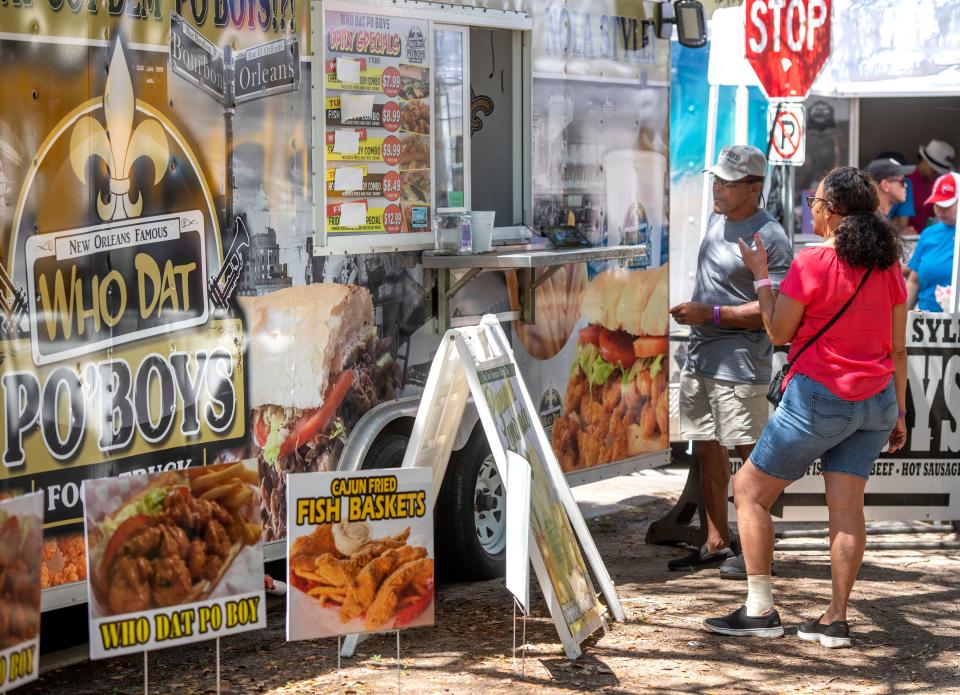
left=925, top=173, right=958, bottom=207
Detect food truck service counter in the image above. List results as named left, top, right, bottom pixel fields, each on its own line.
left=423, top=241, right=648, bottom=332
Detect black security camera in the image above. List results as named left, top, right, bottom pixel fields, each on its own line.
left=656, top=0, right=707, bottom=49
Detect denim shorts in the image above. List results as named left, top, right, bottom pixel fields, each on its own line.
left=751, top=372, right=898, bottom=481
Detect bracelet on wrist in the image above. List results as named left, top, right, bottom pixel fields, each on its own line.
left=753, top=278, right=773, bottom=291
left=713, top=305, right=721, bottom=325
left=898, top=409, right=907, bottom=419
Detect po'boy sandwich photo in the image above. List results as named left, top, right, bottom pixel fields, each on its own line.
left=238, top=284, right=399, bottom=541
left=84, top=462, right=262, bottom=618
left=551, top=265, right=669, bottom=471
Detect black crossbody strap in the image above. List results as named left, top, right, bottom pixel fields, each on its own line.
left=787, top=267, right=873, bottom=367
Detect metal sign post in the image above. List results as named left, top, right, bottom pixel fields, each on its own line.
left=170, top=13, right=301, bottom=237
left=223, top=44, right=236, bottom=233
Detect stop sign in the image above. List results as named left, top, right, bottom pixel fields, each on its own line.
left=745, top=0, right=831, bottom=100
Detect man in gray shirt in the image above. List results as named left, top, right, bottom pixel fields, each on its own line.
left=668, top=145, right=793, bottom=572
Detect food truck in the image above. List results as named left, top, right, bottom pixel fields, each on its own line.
left=0, top=0, right=701, bottom=612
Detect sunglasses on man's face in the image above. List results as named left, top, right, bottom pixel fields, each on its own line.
left=885, top=176, right=906, bottom=186
left=711, top=174, right=763, bottom=188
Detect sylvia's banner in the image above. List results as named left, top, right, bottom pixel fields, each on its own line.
left=286, top=467, right=434, bottom=640
left=732, top=311, right=960, bottom=521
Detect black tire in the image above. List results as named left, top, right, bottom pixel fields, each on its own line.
left=361, top=433, right=408, bottom=470
left=436, top=426, right=506, bottom=581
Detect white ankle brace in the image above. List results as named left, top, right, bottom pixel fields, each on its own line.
left=746, top=575, right=774, bottom=616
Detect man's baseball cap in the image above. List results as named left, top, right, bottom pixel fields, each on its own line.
left=705, top=145, right=767, bottom=180
left=918, top=139, right=955, bottom=175
left=924, top=173, right=958, bottom=208
left=865, top=158, right=915, bottom=182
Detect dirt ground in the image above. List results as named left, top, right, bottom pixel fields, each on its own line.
left=24, top=492, right=960, bottom=694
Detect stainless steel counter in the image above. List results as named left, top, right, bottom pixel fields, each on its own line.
left=423, top=242, right=648, bottom=331
left=422, top=243, right=646, bottom=269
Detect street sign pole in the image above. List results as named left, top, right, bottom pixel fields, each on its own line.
left=784, top=165, right=794, bottom=240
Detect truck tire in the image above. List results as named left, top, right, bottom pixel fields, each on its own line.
left=436, top=427, right=506, bottom=580
left=360, top=433, right=408, bottom=470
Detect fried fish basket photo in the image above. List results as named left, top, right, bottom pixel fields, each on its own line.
left=288, top=521, right=434, bottom=637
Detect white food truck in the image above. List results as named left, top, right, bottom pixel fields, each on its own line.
left=0, top=0, right=706, bottom=617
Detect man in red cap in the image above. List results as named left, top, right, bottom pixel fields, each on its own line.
left=907, top=173, right=959, bottom=311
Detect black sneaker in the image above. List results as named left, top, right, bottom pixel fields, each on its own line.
left=703, top=606, right=784, bottom=638
left=718, top=553, right=779, bottom=580
left=797, top=617, right=851, bottom=648
left=667, top=545, right=735, bottom=571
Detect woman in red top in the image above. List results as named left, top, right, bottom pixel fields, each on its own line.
left=704, top=167, right=908, bottom=647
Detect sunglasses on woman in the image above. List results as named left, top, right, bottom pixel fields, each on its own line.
left=806, top=195, right=829, bottom=209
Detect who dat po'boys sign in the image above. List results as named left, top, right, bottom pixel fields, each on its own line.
left=82, top=462, right=266, bottom=659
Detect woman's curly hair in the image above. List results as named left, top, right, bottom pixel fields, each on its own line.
left=822, top=166, right=903, bottom=269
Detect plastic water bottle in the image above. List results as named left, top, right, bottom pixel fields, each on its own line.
left=458, top=214, right=472, bottom=254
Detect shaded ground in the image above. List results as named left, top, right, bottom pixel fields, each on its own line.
left=24, top=489, right=960, bottom=694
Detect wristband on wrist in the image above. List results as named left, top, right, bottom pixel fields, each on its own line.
left=898, top=409, right=907, bottom=419
left=713, top=305, right=721, bottom=325
left=753, top=278, right=773, bottom=291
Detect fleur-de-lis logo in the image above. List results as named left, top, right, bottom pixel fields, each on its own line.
left=69, top=43, right=169, bottom=221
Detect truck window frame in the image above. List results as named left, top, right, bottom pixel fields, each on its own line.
left=313, top=0, right=532, bottom=256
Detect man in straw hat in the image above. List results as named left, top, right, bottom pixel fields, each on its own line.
left=668, top=145, right=792, bottom=576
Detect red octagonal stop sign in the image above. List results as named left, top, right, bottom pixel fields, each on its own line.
left=746, top=0, right=831, bottom=100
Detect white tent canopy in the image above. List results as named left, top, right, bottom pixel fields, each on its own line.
left=709, top=0, right=960, bottom=97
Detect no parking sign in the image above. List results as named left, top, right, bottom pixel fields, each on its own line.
left=767, top=102, right=805, bottom=166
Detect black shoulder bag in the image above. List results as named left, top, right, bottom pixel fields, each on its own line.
left=767, top=268, right=873, bottom=407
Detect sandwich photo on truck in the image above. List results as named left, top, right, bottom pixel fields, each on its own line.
left=237, top=284, right=400, bottom=541
left=552, top=266, right=670, bottom=471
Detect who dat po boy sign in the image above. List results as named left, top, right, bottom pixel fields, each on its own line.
left=82, top=462, right=266, bottom=658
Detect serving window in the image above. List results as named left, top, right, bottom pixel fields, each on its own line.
left=314, top=1, right=531, bottom=255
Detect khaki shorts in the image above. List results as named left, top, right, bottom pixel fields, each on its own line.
left=678, top=369, right=769, bottom=446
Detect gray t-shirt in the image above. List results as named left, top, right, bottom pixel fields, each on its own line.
left=685, top=209, right=793, bottom=384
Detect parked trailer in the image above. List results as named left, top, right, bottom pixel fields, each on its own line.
left=0, top=0, right=687, bottom=616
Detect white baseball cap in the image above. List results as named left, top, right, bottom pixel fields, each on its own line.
left=704, top=145, right=768, bottom=180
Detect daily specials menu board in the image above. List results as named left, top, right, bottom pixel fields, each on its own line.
left=0, top=493, right=42, bottom=692
left=324, top=10, right=432, bottom=235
